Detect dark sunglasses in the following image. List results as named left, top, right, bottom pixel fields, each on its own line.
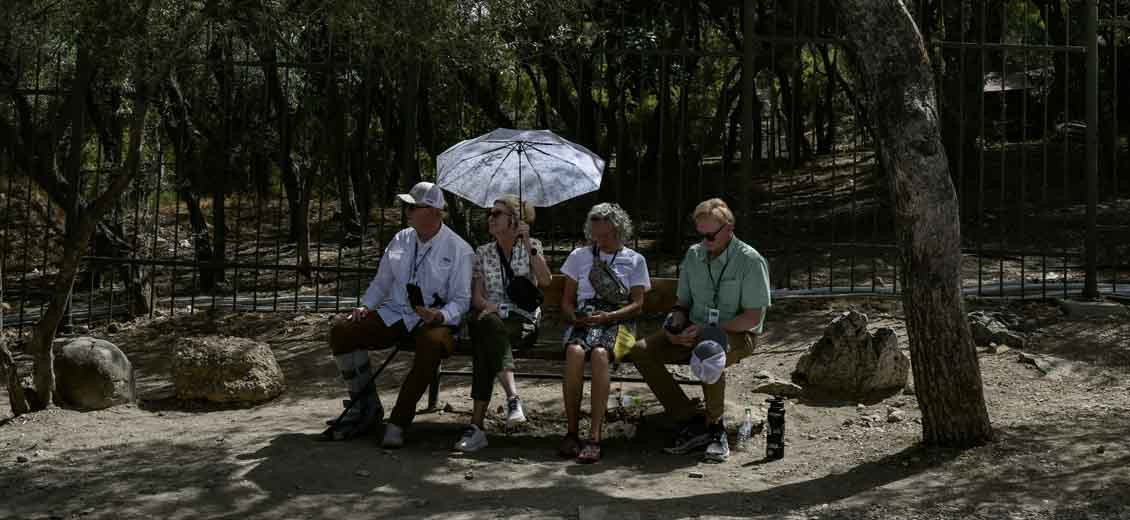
left=408, top=204, right=430, bottom=211
left=489, top=209, right=513, bottom=218
left=699, top=225, right=727, bottom=242
left=589, top=214, right=610, bottom=222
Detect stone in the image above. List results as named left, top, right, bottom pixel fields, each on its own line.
left=688, top=471, right=704, bottom=479
left=355, top=469, right=371, bottom=477
left=749, top=371, right=804, bottom=397
left=17, top=455, right=28, bottom=463
left=464, top=470, right=474, bottom=480
left=1017, top=351, right=1085, bottom=380
left=887, top=410, right=904, bottom=423
left=968, top=311, right=1027, bottom=348
left=1058, top=299, right=1130, bottom=320
left=988, top=343, right=1011, bottom=354
left=52, top=337, right=134, bottom=410
left=791, top=311, right=909, bottom=398
left=172, top=336, right=285, bottom=403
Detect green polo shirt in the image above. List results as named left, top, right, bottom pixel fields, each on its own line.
left=676, top=237, right=771, bottom=333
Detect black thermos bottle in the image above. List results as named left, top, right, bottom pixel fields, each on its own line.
left=765, top=396, right=786, bottom=460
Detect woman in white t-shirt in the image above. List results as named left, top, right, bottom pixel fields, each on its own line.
left=558, top=202, right=651, bottom=463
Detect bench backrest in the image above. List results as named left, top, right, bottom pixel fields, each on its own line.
left=540, top=274, right=678, bottom=315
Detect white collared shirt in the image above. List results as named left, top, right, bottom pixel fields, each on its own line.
left=361, top=224, right=474, bottom=330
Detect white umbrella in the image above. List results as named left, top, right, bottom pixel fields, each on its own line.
left=436, top=128, right=605, bottom=211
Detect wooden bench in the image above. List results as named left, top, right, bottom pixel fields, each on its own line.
left=414, top=274, right=693, bottom=409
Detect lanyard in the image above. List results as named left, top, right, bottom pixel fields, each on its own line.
left=592, top=244, right=621, bottom=269
left=411, top=239, right=433, bottom=283
left=707, top=248, right=731, bottom=308
left=496, top=242, right=514, bottom=290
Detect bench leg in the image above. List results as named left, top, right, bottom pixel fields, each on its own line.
left=427, top=359, right=442, bottom=411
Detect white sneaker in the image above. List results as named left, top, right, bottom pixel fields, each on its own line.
left=506, top=396, right=527, bottom=424
left=454, top=424, right=489, bottom=452
left=382, top=423, right=404, bottom=448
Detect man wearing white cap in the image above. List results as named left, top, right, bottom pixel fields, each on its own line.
left=325, top=181, right=474, bottom=447
left=632, top=198, right=771, bottom=463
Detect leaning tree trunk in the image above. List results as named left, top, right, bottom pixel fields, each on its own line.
left=28, top=92, right=150, bottom=410
left=832, top=0, right=994, bottom=447
left=0, top=340, right=32, bottom=416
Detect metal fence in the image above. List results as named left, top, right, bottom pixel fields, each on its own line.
left=2, top=1, right=1128, bottom=337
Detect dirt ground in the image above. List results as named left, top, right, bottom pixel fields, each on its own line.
left=2, top=298, right=1129, bottom=520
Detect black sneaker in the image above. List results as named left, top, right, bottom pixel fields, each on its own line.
left=703, top=421, right=730, bottom=463
left=664, top=417, right=711, bottom=455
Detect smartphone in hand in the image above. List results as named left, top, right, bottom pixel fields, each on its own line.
left=406, top=283, right=425, bottom=308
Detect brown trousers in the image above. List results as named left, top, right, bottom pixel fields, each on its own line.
left=329, top=313, right=455, bottom=427
left=631, top=329, right=756, bottom=425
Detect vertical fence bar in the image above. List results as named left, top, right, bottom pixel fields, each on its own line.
left=170, top=141, right=181, bottom=314
left=272, top=172, right=283, bottom=312
left=149, top=126, right=163, bottom=318
left=741, top=0, right=755, bottom=239
left=18, top=52, right=39, bottom=335
left=977, top=0, right=987, bottom=296
left=1113, top=2, right=1122, bottom=294
left=1084, top=0, right=1099, bottom=298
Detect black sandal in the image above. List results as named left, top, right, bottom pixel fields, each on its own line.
left=576, top=440, right=601, bottom=464
left=558, top=432, right=581, bottom=458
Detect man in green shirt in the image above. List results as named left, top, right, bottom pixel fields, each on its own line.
left=632, top=198, right=771, bottom=462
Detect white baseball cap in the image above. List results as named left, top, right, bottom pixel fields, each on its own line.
left=397, top=181, right=445, bottom=209
left=690, top=339, right=727, bottom=385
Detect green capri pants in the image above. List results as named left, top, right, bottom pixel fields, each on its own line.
left=467, top=311, right=536, bottom=403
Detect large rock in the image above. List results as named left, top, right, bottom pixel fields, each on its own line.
left=791, top=310, right=908, bottom=398
left=53, top=337, right=134, bottom=410
left=968, top=311, right=1027, bottom=347
left=172, top=336, right=285, bottom=403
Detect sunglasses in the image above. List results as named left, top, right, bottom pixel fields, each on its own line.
left=408, top=204, right=430, bottom=211
left=699, top=225, right=727, bottom=242
left=589, top=214, right=610, bottom=222
left=489, top=209, right=513, bottom=219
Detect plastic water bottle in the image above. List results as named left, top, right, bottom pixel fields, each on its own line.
left=736, top=408, right=754, bottom=451
left=607, top=387, right=623, bottom=409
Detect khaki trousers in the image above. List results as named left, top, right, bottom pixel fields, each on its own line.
left=631, top=329, right=756, bottom=425
left=329, top=313, right=455, bottom=427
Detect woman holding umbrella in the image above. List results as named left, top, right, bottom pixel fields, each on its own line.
left=558, top=202, right=650, bottom=463
left=454, top=194, right=552, bottom=452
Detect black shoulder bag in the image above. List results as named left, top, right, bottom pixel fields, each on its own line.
left=497, top=243, right=543, bottom=313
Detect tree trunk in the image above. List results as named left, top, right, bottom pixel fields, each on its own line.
left=210, top=190, right=226, bottom=289
left=832, top=0, right=994, bottom=447
left=0, top=341, right=31, bottom=416
left=818, top=45, right=838, bottom=155
left=399, top=58, right=421, bottom=189
left=29, top=87, right=150, bottom=409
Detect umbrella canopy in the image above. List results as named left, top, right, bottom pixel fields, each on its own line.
left=436, top=128, right=605, bottom=209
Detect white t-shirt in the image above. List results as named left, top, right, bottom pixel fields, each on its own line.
left=560, top=245, right=651, bottom=301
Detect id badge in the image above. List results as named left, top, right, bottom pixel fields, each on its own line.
left=706, top=308, right=720, bottom=327
left=498, top=303, right=510, bottom=319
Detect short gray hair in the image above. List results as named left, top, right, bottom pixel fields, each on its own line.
left=583, top=202, right=634, bottom=242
